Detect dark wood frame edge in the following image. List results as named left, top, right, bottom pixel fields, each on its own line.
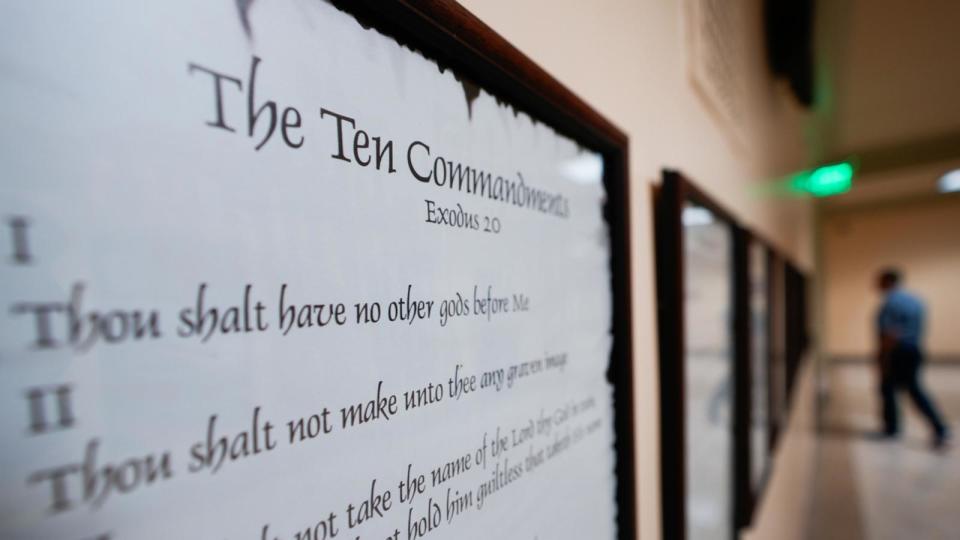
left=655, top=170, right=686, bottom=540
left=732, top=223, right=752, bottom=531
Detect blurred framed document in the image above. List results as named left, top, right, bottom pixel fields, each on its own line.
left=655, top=170, right=744, bottom=540
left=655, top=170, right=809, bottom=539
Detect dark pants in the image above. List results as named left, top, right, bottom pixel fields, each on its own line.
left=881, top=343, right=947, bottom=437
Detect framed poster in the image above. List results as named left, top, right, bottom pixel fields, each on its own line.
left=655, top=170, right=750, bottom=540
left=738, top=234, right=773, bottom=526
left=0, top=1, right=636, bottom=539
left=767, top=253, right=788, bottom=448
left=756, top=250, right=808, bottom=454
left=763, top=248, right=809, bottom=454
left=784, top=263, right=810, bottom=404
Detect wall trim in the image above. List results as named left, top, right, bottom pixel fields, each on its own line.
left=829, top=355, right=960, bottom=366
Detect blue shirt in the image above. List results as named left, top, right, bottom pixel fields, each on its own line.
left=877, top=288, right=925, bottom=346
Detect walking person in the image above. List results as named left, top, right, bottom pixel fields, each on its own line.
left=875, top=268, right=950, bottom=450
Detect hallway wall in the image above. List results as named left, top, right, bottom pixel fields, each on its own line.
left=822, top=195, right=960, bottom=359
left=456, top=1, right=817, bottom=537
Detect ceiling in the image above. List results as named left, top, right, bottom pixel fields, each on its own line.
left=812, top=0, right=960, bottom=207
left=817, top=0, right=960, bottom=161
left=819, top=157, right=960, bottom=211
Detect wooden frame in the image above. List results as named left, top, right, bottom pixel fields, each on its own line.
left=767, top=249, right=808, bottom=451
left=746, top=236, right=811, bottom=522
left=655, top=171, right=816, bottom=536
left=335, top=2, right=637, bottom=538
left=742, top=235, right=776, bottom=526
left=733, top=223, right=752, bottom=531
left=766, top=250, right=786, bottom=451
left=655, top=170, right=749, bottom=540
left=654, top=171, right=687, bottom=540
left=784, top=263, right=811, bottom=405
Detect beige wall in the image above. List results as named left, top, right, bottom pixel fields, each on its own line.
left=456, top=1, right=817, bottom=538
left=823, top=195, right=960, bottom=359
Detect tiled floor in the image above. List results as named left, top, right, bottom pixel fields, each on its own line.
left=811, top=361, right=960, bottom=539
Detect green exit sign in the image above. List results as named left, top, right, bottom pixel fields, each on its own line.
left=790, top=161, right=854, bottom=197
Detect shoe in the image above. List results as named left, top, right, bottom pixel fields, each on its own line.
left=933, top=431, right=951, bottom=451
